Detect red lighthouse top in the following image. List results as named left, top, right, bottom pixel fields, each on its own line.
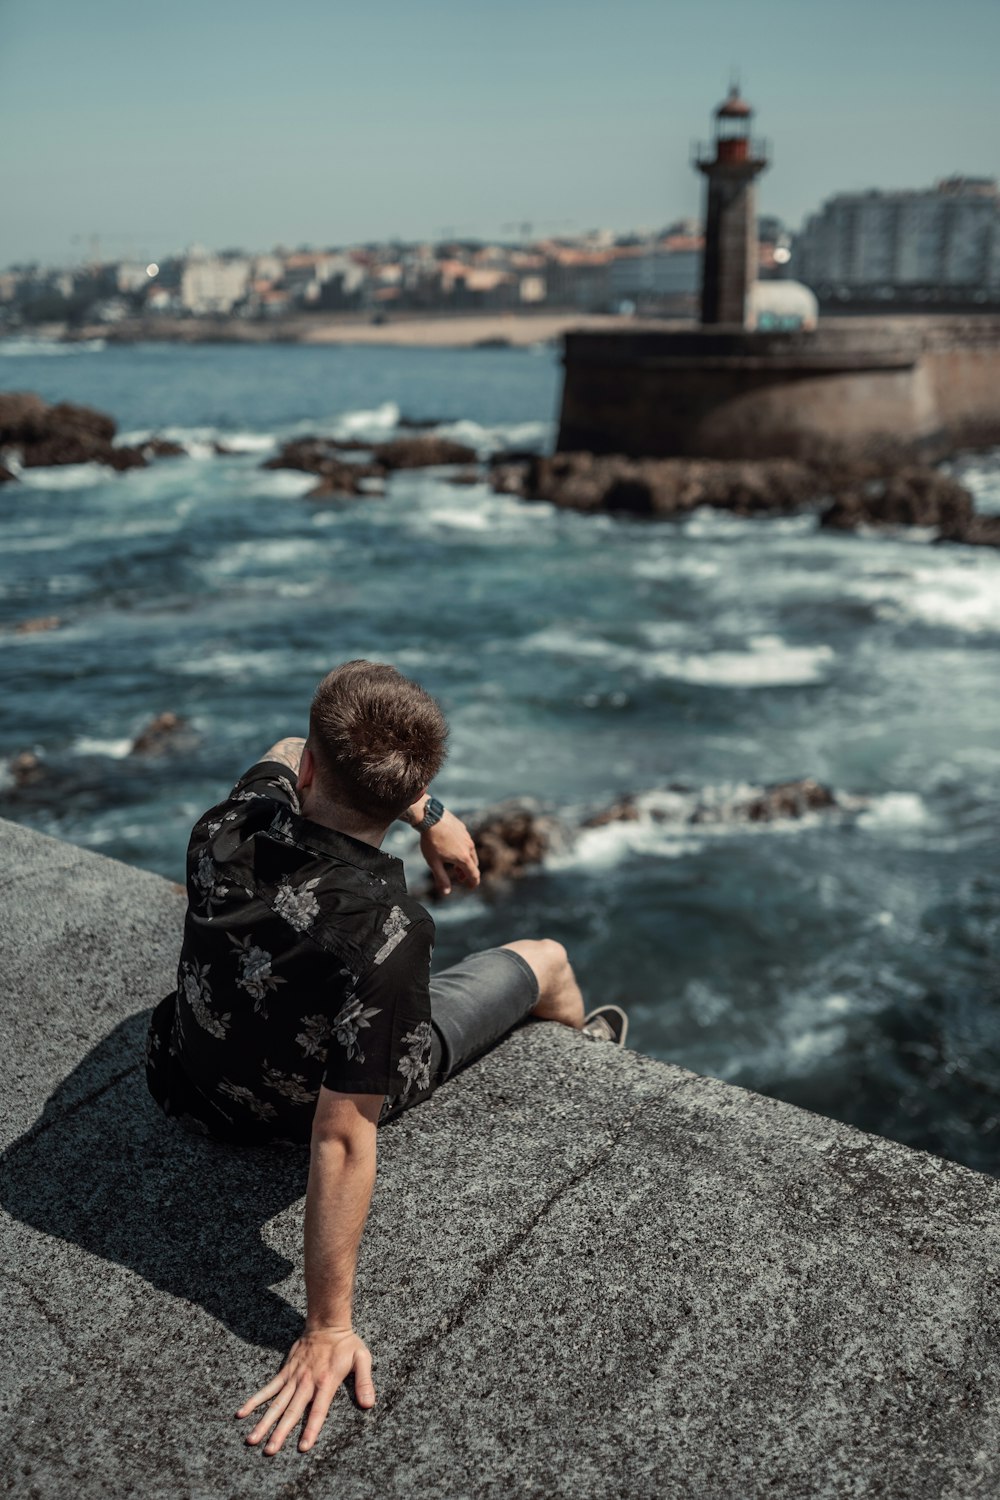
left=715, top=85, right=753, bottom=120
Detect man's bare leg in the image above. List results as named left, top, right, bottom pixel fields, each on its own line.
left=500, top=939, right=585, bottom=1030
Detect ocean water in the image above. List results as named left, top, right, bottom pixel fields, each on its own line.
left=2, top=337, right=999, bottom=1175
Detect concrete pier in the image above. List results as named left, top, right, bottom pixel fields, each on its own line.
left=558, top=315, right=1000, bottom=461
left=3, top=816, right=1000, bottom=1498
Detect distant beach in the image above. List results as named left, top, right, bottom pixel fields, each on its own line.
left=53, top=310, right=640, bottom=349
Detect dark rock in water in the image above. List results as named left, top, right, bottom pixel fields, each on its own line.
left=398, top=415, right=454, bottom=430
left=444, top=468, right=484, bottom=486
left=371, top=436, right=479, bottom=470
left=819, top=467, right=974, bottom=535
left=13, top=615, right=61, bottom=635
left=495, top=451, right=989, bottom=544
left=495, top=452, right=822, bottom=518
left=305, top=466, right=386, bottom=500
left=262, top=437, right=354, bottom=475
left=142, top=438, right=186, bottom=459
left=8, top=751, right=45, bottom=788
left=735, top=778, right=839, bottom=823
left=213, top=441, right=236, bottom=456
left=586, top=778, right=841, bottom=829
left=470, top=801, right=561, bottom=883
left=582, top=795, right=642, bottom=828
left=938, top=512, right=1000, bottom=549
left=0, top=391, right=149, bottom=474
left=264, top=433, right=478, bottom=483
left=130, top=712, right=192, bottom=756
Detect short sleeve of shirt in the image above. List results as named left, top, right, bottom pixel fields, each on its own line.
left=322, top=917, right=434, bottom=1102
left=230, top=759, right=301, bottom=810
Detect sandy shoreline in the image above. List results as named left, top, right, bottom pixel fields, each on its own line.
left=49, top=311, right=638, bottom=349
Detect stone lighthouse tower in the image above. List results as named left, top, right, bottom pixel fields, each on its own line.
left=695, top=86, right=769, bottom=326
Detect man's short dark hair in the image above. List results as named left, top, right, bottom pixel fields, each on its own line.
left=308, top=659, right=449, bottom=823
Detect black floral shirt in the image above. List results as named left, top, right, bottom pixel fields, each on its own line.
left=145, top=759, right=435, bottom=1147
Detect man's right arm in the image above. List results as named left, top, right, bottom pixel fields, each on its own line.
left=236, top=1089, right=382, bottom=1455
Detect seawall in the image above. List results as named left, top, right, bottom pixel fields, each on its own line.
left=558, top=315, right=1000, bottom=461
left=2, top=816, right=999, bottom=1498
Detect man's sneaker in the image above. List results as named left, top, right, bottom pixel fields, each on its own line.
left=581, top=1004, right=629, bottom=1047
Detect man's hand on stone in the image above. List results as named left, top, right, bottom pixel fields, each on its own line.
left=237, top=1326, right=376, bottom=1455
left=420, top=808, right=480, bottom=897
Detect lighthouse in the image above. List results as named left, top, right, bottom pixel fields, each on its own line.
left=695, top=86, right=769, bottom=326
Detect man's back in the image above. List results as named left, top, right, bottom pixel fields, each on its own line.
left=146, top=756, right=435, bottom=1146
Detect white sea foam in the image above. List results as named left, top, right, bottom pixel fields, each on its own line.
left=211, top=536, right=332, bottom=574
left=856, top=792, right=931, bottom=830
left=846, top=558, right=1000, bottom=634
left=74, top=735, right=134, bottom=759
left=332, top=402, right=400, bottom=441
left=521, top=626, right=835, bottom=687
left=0, top=337, right=106, bottom=356
left=15, top=462, right=113, bottom=490
left=168, top=647, right=331, bottom=679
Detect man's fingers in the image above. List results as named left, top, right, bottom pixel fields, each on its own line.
left=429, top=855, right=451, bottom=897
left=247, top=1380, right=298, bottom=1445
left=298, top=1379, right=339, bottom=1451
left=264, top=1380, right=314, bottom=1456
left=236, top=1372, right=287, bottom=1419
left=352, top=1345, right=376, bottom=1408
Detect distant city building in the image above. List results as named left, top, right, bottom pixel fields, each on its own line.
left=609, top=246, right=700, bottom=306
left=795, top=178, right=1000, bottom=294
left=180, top=254, right=250, bottom=315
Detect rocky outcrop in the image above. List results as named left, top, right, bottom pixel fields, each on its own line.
left=491, top=452, right=822, bottom=517
left=819, top=466, right=974, bottom=534
left=12, top=615, right=61, bottom=635
left=440, top=778, right=848, bottom=894
left=491, top=450, right=994, bottom=545
left=0, top=392, right=186, bottom=476
left=469, top=801, right=562, bottom=883
left=263, top=433, right=479, bottom=490
left=7, top=751, right=44, bottom=789
left=373, top=436, right=478, bottom=470
left=130, top=712, right=193, bottom=756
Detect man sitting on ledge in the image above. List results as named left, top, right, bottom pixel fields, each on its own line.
left=145, top=658, right=627, bottom=1456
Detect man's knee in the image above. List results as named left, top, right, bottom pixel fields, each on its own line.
left=502, top=937, right=570, bottom=993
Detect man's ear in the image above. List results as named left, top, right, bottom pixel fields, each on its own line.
left=297, top=744, right=316, bottom=794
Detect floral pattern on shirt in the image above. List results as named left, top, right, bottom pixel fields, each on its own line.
left=397, top=1020, right=434, bottom=1096
left=191, top=850, right=230, bottom=915
left=331, top=995, right=382, bottom=1064
left=261, top=1063, right=317, bottom=1106
left=273, top=874, right=321, bottom=932
left=180, top=959, right=231, bottom=1040
left=374, top=905, right=410, bottom=965
left=296, top=1013, right=332, bottom=1060
left=228, top=933, right=285, bottom=1012
left=218, top=1079, right=279, bottom=1121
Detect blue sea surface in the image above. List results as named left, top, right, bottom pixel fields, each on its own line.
left=2, top=336, right=999, bottom=1174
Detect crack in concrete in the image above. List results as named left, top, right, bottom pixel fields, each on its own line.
left=286, top=1094, right=648, bottom=1483
left=8, top=1270, right=76, bottom=1357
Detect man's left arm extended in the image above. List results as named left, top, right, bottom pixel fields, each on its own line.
left=236, top=1089, right=381, bottom=1455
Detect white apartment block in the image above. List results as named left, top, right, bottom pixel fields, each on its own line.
left=795, top=178, right=1000, bottom=290
left=180, top=257, right=251, bottom=314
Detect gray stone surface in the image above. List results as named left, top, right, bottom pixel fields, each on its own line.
left=2, top=815, right=999, bottom=1499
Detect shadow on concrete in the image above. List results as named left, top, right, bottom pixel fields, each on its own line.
left=0, top=1012, right=310, bottom=1354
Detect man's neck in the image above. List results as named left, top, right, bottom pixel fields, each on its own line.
left=298, top=788, right=390, bottom=849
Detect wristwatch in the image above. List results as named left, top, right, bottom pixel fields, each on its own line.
left=417, top=795, right=445, bottom=832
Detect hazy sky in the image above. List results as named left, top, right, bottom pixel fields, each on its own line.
left=2, top=0, right=997, bottom=266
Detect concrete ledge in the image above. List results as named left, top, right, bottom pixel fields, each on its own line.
left=2, top=817, right=1000, bottom=1498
